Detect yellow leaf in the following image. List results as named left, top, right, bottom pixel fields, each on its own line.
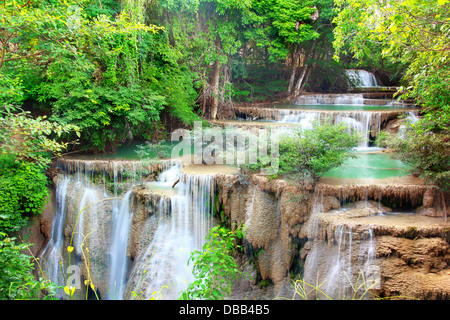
left=438, top=0, right=449, bottom=5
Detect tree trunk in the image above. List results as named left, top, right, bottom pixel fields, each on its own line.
left=210, top=60, right=221, bottom=119
left=299, top=50, right=321, bottom=93
left=201, top=67, right=207, bottom=116
left=287, top=47, right=299, bottom=95
left=293, top=41, right=317, bottom=97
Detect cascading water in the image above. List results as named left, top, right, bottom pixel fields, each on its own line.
left=39, top=159, right=141, bottom=300
left=108, top=190, right=134, bottom=300
left=398, top=110, right=420, bottom=139
left=124, top=163, right=216, bottom=299
left=294, top=93, right=366, bottom=105
left=345, top=69, right=378, bottom=87
left=39, top=175, right=71, bottom=297
left=406, top=111, right=419, bottom=124
left=303, top=190, right=379, bottom=300
left=40, top=157, right=217, bottom=300
left=277, top=110, right=380, bottom=148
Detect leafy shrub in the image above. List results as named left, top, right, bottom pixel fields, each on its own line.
left=250, top=121, right=362, bottom=183
left=377, top=123, right=450, bottom=191
left=179, top=224, right=249, bottom=300
left=0, top=156, right=49, bottom=234
left=0, top=106, right=78, bottom=170
left=0, top=233, right=58, bottom=300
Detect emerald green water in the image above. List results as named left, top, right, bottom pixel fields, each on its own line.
left=323, top=151, right=409, bottom=179
left=68, top=141, right=179, bottom=160
left=68, top=132, right=410, bottom=181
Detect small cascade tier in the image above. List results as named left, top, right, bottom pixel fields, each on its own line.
left=345, top=69, right=379, bottom=88
left=224, top=79, right=420, bottom=148
left=294, top=93, right=412, bottom=107
left=230, top=106, right=418, bottom=147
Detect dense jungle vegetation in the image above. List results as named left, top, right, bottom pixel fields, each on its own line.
left=0, top=0, right=449, bottom=299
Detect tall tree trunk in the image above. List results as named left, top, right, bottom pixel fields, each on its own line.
left=299, top=50, right=321, bottom=93
left=293, top=41, right=317, bottom=97
left=287, top=46, right=299, bottom=95
left=201, top=67, right=207, bottom=116
left=210, top=60, right=221, bottom=119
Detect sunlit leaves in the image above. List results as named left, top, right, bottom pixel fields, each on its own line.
left=0, top=106, right=79, bottom=169
left=335, top=0, right=450, bottom=189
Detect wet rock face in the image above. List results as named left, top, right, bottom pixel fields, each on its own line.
left=416, top=188, right=450, bottom=218
left=19, top=186, right=56, bottom=257
left=302, top=196, right=450, bottom=300
left=376, top=236, right=450, bottom=299
left=216, top=175, right=313, bottom=286
left=129, top=188, right=159, bottom=261
left=216, top=176, right=449, bottom=299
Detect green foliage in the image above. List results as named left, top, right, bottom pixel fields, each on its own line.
left=403, top=63, right=450, bottom=134
left=1, top=0, right=200, bottom=152
left=278, top=122, right=361, bottom=182
left=249, top=0, right=320, bottom=62
left=333, top=0, right=450, bottom=121
left=230, top=0, right=341, bottom=99
left=0, top=233, right=59, bottom=300
left=334, top=0, right=450, bottom=190
left=179, top=224, right=250, bottom=300
left=332, top=0, right=406, bottom=81
left=376, top=124, right=450, bottom=191
left=0, top=106, right=79, bottom=169
left=251, top=122, right=361, bottom=183
left=83, top=0, right=120, bottom=19
left=135, top=140, right=174, bottom=160
left=231, top=60, right=289, bottom=102
left=0, top=156, right=49, bottom=234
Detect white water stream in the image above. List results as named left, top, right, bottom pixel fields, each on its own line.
left=303, top=189, right=379, bottom=299
left=124, top=163, right=216, bottom=299
left=40, top=159, right=216, bottom=300
left=345, top=69, right=378, bottom=87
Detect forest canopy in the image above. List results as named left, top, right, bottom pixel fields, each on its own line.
left=1, top=0, right=345, bottom=152
left=1, top=0, right=449, bottom=188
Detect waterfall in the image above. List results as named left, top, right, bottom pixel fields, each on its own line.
left=345, top=69, right=378, bottom=87
left=124, top=164, right=216, bottom=300
left=74, top=187, right=100, bottom=258
left=278, top=111, right=322, bottom=128
left=40, top=158, right=217, bottom=300
left=406, top=111, right=419, bottom=124
left=39, top=176, right=71, bottom=297
left=157, top=159, right=183, bottom=185
left=294, top=93, right=365, bottom=105
left=108, top=190, right=134, bottom=300
left=399, top=110, right=420, bottom=139
left=303, top=190, right=379, bottom=300
left=40, top=159, right=146, bottom=300
left=277, top=110, right=379, bottom=147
